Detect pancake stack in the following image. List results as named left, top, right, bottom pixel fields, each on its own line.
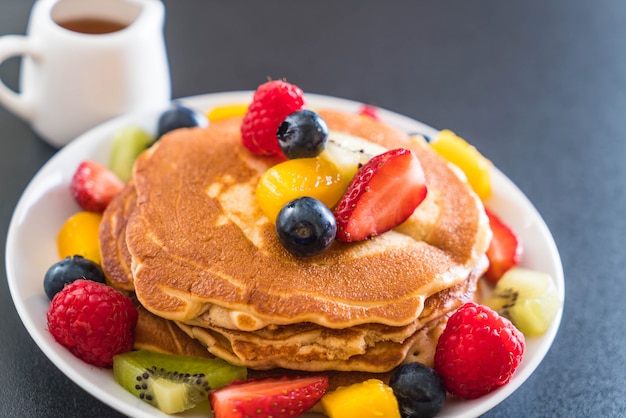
left=100, top=109, right=491, bottom=374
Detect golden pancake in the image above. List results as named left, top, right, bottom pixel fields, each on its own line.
left=100, top=109, right=491, bottom=372
left=175, top=258, right=483, bottom=371
left=100, top=182, right=136, bottom=291
left=133, top=302, right=211, bottom=358
left=125, top=112, right=490, bottom=331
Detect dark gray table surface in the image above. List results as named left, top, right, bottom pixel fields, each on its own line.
left=2, top=1, right=625, bottom=417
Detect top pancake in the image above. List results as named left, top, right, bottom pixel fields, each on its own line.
left=123, top=110, right=491, bottom=330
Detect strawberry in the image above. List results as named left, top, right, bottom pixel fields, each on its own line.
left=209, top=375, right=328, bottom=418
left=358, top=104, right=380, bottom=120
left=333, top=148, right=428, bottom=242
left=241, top=80, right=306, bottom=156
left=70, top=160, right=124, bottom=213
left=484, top=208, right=523, bottom=284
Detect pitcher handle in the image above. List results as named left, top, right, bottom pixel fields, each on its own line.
left=0, top=35, right=37, bottom=121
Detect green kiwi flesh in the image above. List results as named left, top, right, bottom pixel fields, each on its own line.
left=108, top=126, right=154, bottom=182
left=483, top=267, right=561, bottom=337
left=319, top=132, right=388, bottom=180
left=113, top=349, right=247, bottom=414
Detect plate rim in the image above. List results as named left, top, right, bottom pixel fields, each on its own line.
left=5, top=91, right=564, bottom=418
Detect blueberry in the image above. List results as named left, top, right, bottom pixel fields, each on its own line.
left=43, top=255, right=106, bottom=300
left=276, top=197, right=336, bottom=257
left=389, top=362, right=447, bottom=418
left=157, top=104, right=208, bottom=138
left=409, top=132, right=431, bottom=143
left=277, top=110, right=328, bottom=159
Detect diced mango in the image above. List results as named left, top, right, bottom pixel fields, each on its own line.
left=256, top=157, right=347, bottom=222
left=321, top=379, right=400, bottom=418
left=430, top=129, right=492, bottom=200
left=57, top=211, right=103, bottom=264
left=206, top=103, right=249, bottom=122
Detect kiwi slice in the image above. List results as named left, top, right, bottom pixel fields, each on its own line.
left=319, top=131, right=388, bottom=181
left=108, top=126, right=154, bottom=182
left=483, top=268, right=561, bottom=337
left=113, top=350, right=247, bottom=414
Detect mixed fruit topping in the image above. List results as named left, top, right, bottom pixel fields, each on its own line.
left=244, top=80, right=429, bottom=254
left=241, top=79, right=305, bottom=156
left=39, top=79, right=563, bottom=417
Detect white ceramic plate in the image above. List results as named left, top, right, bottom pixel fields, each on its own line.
left=6, top=92, right=564, bottom=417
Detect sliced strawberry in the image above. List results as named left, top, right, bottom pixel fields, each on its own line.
left=241, top=80, right=306, bottom=157
left=484, top=208, right=523, bottom=284
left=209, top=375, right=328, bottom=418
left=70, top=160, right=124, bottom=213
left=333, top=148, right=428, bottom=242
left=358, top=104, right=380, bottom=120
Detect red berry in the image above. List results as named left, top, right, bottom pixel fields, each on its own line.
left=241, top=80, right=306, bottom=156
left=209, top=375, right=328, bottom=418
left=334, top=148, right=428, bottom=242
left=434, top=302, right=525, bottom=399
left=70, top=160, right=124, bottom=213
left=358, top=104, right=380, bottom=120
left=484, top=208, right=523, bottom=284
left=46, top=279, right=138, bottom=368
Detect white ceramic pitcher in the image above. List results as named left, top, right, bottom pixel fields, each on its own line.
left=0, top=0, right=171, bottom=148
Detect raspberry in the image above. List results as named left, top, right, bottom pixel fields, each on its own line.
left=433, top=302, right=525, bottom=399
left=241, top=80, right=306, bottom=156
left=46, top=279, right=138, bottom=368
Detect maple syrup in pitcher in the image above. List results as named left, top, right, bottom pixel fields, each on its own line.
left=0, top=0, right=171, bottom=147
left=56, top=17, right=128, bottom=34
